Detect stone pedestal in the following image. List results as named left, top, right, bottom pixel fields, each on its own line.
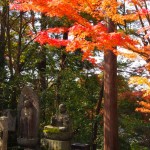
left=41, top=139, right=71, bottom=150
left=43, top=125, right=73, bottom=141
left=71, top=143, right=90, bottom=150
left=0, top=116, right=8, bottom=150
left=17, top=138, right=38, bottom=148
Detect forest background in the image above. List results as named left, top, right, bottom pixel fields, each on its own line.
left=0, top=0, right=150, bottom=149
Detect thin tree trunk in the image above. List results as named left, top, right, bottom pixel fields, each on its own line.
left=37, top=14, right=47, bottom=123
left=6, top=5, right=13, bottom=77
left=0, top=3, right=7, bottom=109
left=16, top=11, right=23, bottom=74
left=92, top=81, right=104, bottom=150
left=0, top=4, right=7, bottom=81
left=38, top=14, right=47, bottom=91
left=104, top=18, right=118, bottom=150
left=11, top=12, right=24, bottom=109
left=55, top=32, right=68, bottom=107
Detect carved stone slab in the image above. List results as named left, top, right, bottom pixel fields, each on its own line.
left=17, top=86, right=39, bottom=147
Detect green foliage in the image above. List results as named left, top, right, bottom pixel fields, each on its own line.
left=118, top=97, right=150, bottom=149
left=39, top=46, right=101, bottom=144
left=130, top=143, right=149, bottom=150
left=112, top=75, right=150, bottom=150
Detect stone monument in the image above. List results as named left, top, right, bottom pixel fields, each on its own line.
left=2, top=109, right=17, bottom=147
left=0, top=116, right=8, bottom=150
left=17, top=86, right=39, bottom=148
left=41, top=104, right=73, bottom=150
left=3, top=109, right=16, bottom=132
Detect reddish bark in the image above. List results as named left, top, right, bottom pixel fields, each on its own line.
left=104, top=19, right=118, bottom=150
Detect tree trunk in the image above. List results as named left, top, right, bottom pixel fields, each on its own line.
left=0, top=3, right=7, bottom=109
left=0, top=4, right=7, bottom=81
left=38, top=14, right=47, bottom=91
left=92, top=81, right=104, bottom=150
left=16, top=11, right=23, bottom=74
left=6, top=5, right=13, bottom=77
left=55, top=32, right=68, bottom=107
left=104, top=19, right=118, bottom=150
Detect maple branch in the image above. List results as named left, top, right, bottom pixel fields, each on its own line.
left=134, top=4, right=150, bottom=44
left=143, top=0, right=150, bottom=25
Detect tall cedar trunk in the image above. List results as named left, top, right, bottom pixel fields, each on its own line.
left=104, top=18, right=118, bottom=150
left=38, top=14, right=47, bottom=91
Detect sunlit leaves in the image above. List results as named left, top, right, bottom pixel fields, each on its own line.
left=33, top=21, right=141, bottom=62
left=35, top=31, right=68, bottom=47
left=10, top=0, right=149, bottom=62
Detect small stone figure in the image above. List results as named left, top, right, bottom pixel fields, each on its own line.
left=43, top=104, right=73, bottom=141
left=20, top=96, right=34, bottom=138
left=51, top=104, right=70, bottom=132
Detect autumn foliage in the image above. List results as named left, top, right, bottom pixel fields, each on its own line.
left=129, top=77, right=150, bottom=114
left=10, top=0, right=150, bottom=63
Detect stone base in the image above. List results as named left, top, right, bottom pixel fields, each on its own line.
left=41, top=139, right=71, bottom=150
left=17, top=138, right=38, bottom=147
left=43, top=125, right=73, bottom=141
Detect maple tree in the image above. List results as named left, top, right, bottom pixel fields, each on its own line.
left=11, top=0, right=145, bottom=60
left=10, top=0, right=150, bottom=149
left=10, top=0, right=150, bottom=74
left=10, top=0, right=150, bottom=69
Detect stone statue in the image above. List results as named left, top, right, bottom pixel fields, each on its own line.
left=43, top=104, right=73, bottom=141
left=20, top=97, right=34, bottom=138
left=51, top=104, right=70, bottom=132
left=17, top=86, right=39, bottom=148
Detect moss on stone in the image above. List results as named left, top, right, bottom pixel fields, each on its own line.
left=43, top=127, right=60, bottom=133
